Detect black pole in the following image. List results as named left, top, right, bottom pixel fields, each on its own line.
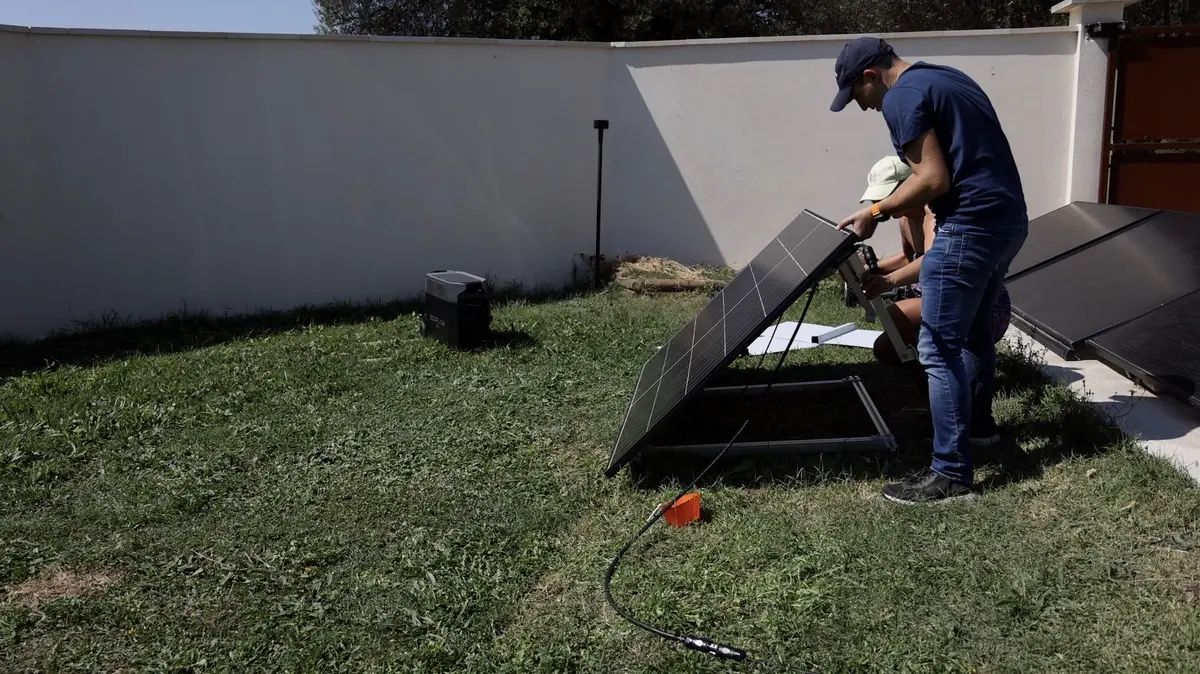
left=593, top=119, right=608, bottom=289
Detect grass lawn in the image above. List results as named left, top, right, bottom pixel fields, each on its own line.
left=2, top=279, right=1199, bottom=673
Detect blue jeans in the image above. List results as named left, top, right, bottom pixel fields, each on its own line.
left=918, top=216, right=1029, bottom=485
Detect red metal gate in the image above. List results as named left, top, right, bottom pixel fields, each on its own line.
left=1100, top=26, right=1200, bottom=213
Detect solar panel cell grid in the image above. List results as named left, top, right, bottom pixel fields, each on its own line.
left=1005, top=201, right=1159, bottom=281
left=631, top=349, right=664, bottom=401
left=691, top=306, right=720, bottom=345
left=721, top=268, right=758, bottom=310
left=748, top=239, right=791, bottom=283
left=777, top=216, right=823, bottom=252
left=606, top=210, right=858, bottom=476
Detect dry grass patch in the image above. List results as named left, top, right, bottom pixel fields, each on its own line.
left=611, top=255, right=731, bottom=293
left=4, top=567, right=119, bottom=608
left=616, top=256, right=707, bottom=283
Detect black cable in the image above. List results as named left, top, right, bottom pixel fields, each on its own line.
left=604, top=282, right=823, bottom=666
left=603, top=419, right=752, bottom=658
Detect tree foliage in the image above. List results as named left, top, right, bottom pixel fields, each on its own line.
left=312, top=0, right=1199, bottom=41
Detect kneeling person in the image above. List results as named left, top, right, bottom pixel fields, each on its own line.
left=852, top=156, right=1012, bottom=365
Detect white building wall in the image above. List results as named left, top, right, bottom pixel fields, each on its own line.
left=0, top=30, right=609, bottom=339
left=604, top=28, right=1078, bottom=267
left=0, top=25, right=1089, bottom=340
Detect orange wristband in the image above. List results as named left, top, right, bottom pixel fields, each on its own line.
left=870, top=203, right=882, bottom=220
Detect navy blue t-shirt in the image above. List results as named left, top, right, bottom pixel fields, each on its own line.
left=882, top=62, right=1026, bottom=229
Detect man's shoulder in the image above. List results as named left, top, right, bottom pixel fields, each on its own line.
left=882, top=82, right=925, bottom=115
left=887, top=62, right=994, bottom=123
left=880, top=63, right=952, bottom=111
left=898, top=62, right=978, bottom=91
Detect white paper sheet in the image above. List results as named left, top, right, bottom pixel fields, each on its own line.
left=746, top=321, right=820, bottom=355
left=746, top=321, right=882, bottom=355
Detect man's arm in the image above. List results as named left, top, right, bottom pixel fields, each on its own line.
left=838, top=85, right=949, bottom=237
left=875, top=130, right=950, bottom=220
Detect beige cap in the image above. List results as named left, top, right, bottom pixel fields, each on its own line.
left=860, top=155, right=912, bottom=202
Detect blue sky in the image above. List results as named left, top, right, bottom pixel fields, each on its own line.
left=0, top=0, right=318, bottom=34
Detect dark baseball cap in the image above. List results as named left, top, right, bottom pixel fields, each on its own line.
left=830, top=37, right=895, bottom=112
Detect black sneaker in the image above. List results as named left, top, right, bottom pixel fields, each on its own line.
left=882, top=469, right=975, bottom=505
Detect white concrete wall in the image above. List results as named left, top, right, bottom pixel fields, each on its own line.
left=0, top=25, right=1087, bottom=340
left=0, top=31, right=43, bottom=335
left=604, top=28, right=1079, bottom=267
left=0, top=29, right=608, bottom=340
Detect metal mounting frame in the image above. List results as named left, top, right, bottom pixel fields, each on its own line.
left=638, top=250, right=908, bottom=463
left=642, top=376, right=897, bottom=459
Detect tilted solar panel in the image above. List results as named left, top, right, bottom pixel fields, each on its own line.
left=605, top=210, right=858, bottom=477
left=1007, top=209, right=1200, bottom=358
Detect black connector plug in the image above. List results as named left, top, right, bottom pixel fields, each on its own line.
left=680, top=635, right=748, bottom=661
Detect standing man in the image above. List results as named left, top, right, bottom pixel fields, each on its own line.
left=830, top=37, right=1029, bottom=505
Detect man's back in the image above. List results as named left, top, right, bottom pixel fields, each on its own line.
left=882, top=62, right=1026, bottom=229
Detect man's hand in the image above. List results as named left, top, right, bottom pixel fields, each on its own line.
left=838, top=206, right=878, bottom=240
left=860, top=272, right=895, bottom=300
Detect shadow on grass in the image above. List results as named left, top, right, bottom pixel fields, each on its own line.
left=0, top=280, right=582, bottom=379
left=626, top=345, right=1123, bottom=492
left=477, top=328, right=539, bottom=351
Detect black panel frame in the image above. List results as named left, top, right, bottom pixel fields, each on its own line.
left=1009, top=309, right=1086, bottom=361
left=1091, top=342, right=1200, bottom=409
left=605, top=210, right=859, bottom=477
left=1087, top=289, right=1200, bottom=410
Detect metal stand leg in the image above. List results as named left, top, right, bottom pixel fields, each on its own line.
left=838, top=255, right=918, bottom=364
